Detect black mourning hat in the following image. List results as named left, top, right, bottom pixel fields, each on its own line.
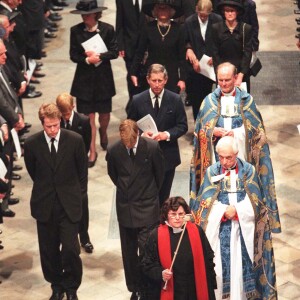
left=70, top=0, right=107, bottom=15
left=142, top=0, right=183, bottom=19
left=217, top=0, right=244, bottom=13
left=217, top=0, right=245, bottom=13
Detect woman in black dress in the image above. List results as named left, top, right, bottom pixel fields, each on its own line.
left=70, top=0, right=118, bottom=167
left=130, top=0, right=186, bottom=94
left=211, top=0, right=252, bottom=90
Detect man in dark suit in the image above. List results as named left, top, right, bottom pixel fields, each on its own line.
left=115, top=0, right=147, bottom=105
left=106, top=119, right=164, bottom=300
left=128, top=64, right=188, bottom=207
left=56, top=92, right=93, bottom=254
left=184, top=0, right=222, bottom=120
left=24, top=103, right=87, bottom=300
left=0, top=38, right=25, bottom=218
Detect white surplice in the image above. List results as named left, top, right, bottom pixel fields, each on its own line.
left=205, top=171, right=255, bottom=299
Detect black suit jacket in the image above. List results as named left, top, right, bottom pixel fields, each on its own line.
left=106, top=137, right=164, bottom=228
left=185, top=12, right=223, bottom=67
left=24, top=129, right=87, bottom=223
left=115, top=0, right=146, bottom=61
left=128, top=89, right=188, bottom=171
left=0, top=68, right=22, bottom=127
left=60, top=112, right=91, bottom=153
left=70, top=21, right=118, bottom=101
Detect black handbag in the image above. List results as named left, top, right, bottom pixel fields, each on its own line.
left=250, top=57, right=262, bottom=77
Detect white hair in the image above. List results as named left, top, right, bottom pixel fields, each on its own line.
left=216, top=136, right=238, bottom=154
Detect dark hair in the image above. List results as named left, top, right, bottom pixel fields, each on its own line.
left=160, top=196, right=190, bottom=224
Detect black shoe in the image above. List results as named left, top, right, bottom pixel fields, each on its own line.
left=23, top=91, right=42, bottom=98
left=0, top=244, right=3, bottom=250
left=2, top=209, right=15, bottom=217
left=66, top=292, right=78, bottom=300
left=49, top=291, right=64, bottom=300
left=13, top=164, right=23, bottom=171
left=81, top=242, right=94, bottom=253
left=49, top=14, right=62, bottom=22
left=8, top=198, right=19, bottom=205
left=47, top=21, right=58, bottom=28
left=12, top=173, right=21, bottom=180
left=100, top=142, right=108, bottom=150
left=88, top=153, right=98, bottom=168
left=45, top=31, right=57, bottom=38
left=33, top=71, right=46, bottom=78
left=47, top=26, right=58, bottom=32
left=51, top=5, right=64, bottom=11
left=53, top=0, right=69, bottom=7
left=28, top=84, right=36, bottom=92
left=30, top=78, right=41, bottom=84
left=297, top=27, right=300, bottom=32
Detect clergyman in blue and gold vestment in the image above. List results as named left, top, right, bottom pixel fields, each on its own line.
left=190, top=136, right=277, bottom=299
left=190, top=62, right=281, bottom=234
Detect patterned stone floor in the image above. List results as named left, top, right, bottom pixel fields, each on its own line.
left=0, top=1, right=299, bottom=299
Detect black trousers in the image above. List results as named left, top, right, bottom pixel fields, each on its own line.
left=186, top=72, right=214, bottom=121
left=36, top=199, right=82, bottom=293
left=159, top=168, right=176, bottom=207
left=119, top=222, right=158, bottom=293
left=79, top=193, right=90, bottom=245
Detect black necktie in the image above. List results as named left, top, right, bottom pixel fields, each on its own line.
left=129, top=148, right=135, bottom=161
left=134, top=0, right=139, bottom=17
left=154, top=96, right=159, bottom=116
left=66, top=120, right=71, bottom=130
left=50, top=138, right=56, bottom=162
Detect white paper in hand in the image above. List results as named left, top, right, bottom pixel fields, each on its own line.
left=199, top=55, right=216, bottom=82
left=137, top=114, right=158, bottom=134
left=81, top=34, right=107, bottom=67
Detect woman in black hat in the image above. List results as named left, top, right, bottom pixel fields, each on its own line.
left=130, top=0, right=186, bottom=94
left=211, top=0, right=252, bottom=90
left=70, top=0, right=118, bottom=166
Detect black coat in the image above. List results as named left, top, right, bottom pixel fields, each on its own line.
left=24, top=129, right=87, bottom=223
left=184, top=12, right=223, bottom=73
left=130, top=20, right=187, bottom=93
left=70, top=21, right=118, bottom=101
left=115, top=0, right=147, bottom=61
left=211, top=21, right=252, bottom=75
left=128, top=89, right=188, bottom=171
left=60, top=111, right=91, bottom=154
left=106, top=137, right=164, bottom=228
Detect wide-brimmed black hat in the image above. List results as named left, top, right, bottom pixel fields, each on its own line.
left=142, top=0, right=183, bottom=19
left=70, top=0, right=107, bottom=15
left=217, top=0, right=244, bottom=14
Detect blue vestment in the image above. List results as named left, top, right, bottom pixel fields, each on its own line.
left=190, top=159, right=277, bottom=299
left=190, top=87, right=281, bottom=233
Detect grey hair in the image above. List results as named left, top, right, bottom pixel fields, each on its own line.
left=216, top=136, right=238, bottom=154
